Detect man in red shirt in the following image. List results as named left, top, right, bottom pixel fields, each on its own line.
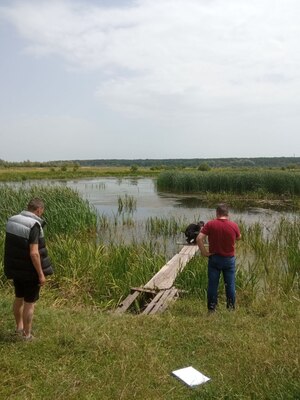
left=197, top=203, right=241, bottom=311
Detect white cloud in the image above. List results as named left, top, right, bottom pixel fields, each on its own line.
left=0, top=0, right=300, bottom=160
left=2, top=0, right=300, bottom=117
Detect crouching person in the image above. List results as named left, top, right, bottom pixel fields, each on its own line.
left=4, top=198, right=53, bottom=340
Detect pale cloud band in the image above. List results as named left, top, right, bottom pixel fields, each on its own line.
left=1, top=0, right=300, bottom=118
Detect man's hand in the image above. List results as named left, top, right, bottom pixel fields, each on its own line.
left=30, top=243, right=46, bottom=285
left=200, top=248, right=211, bottom=257
left=38, top=274, right=46, bottom=286
left=196, top=233, right=211, bottom=257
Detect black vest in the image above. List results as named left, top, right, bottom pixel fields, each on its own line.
left=4, top=211, right=53, bottom=280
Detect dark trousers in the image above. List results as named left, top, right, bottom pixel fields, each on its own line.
left=207, top=254, right=236, bottom=310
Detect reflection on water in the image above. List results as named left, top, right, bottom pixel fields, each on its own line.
left=65, top=177, right=295, bottom=228
left=175, top=197, right=205, bottom=209
left=4, top=177, right=298, bottom=256
left=4, top=177, right=297, bottom=234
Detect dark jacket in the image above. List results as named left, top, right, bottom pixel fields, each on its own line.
left=184, top=221, right=205, bottom=244
left=4, top=211, right=53, bottom=280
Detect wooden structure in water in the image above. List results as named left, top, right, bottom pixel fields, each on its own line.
left=115, top=245, right=199, bottom=315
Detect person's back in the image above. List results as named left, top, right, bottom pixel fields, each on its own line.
left=4, top=197, right=53, bottom=340
left=201, top=218, right=239, bottom=256
left=197, top=203, right=241, bottom=311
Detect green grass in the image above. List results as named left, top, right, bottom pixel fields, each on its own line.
left=0, top=166, right=159, bottom=182
left=0, top=185, right=299, bottom=398
left=0, top=293, right=299, bottom=399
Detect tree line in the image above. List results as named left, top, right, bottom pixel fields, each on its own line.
left=0, top=157, right=299, bottom=169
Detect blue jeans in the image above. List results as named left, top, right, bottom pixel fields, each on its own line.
left=207, top=254, right=236, bottom=310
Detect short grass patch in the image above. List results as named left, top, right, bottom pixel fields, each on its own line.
left=0, top=293, right=299, bottom=399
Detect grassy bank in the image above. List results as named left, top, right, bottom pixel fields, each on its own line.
left=0, top=166, right=158, bottom=182
left=0, top=293, right=299, bottom=399
left=0, top=185, right=299, bottom=398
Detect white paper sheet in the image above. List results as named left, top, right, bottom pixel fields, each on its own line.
left=172, top=366, right=210, bottom=387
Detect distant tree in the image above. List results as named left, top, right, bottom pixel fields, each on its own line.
left=130, top=165, right=138, bottom=173
left=73, top=163, right=80, bottom=172
left=197, top=162, right=211, bottom=171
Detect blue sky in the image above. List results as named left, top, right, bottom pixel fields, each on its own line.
left=0, top=0, right=299, bottom=162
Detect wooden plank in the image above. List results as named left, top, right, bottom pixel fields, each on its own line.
left=148, top=287, right=179, bottom=315
left=142, top=291, right=165, bottom=315
left=131, top=287, right=157, bottom=294
left=114, top=245, right=199, bottom=315
left=144, top=246, right=198, bottom=290
left=115, top=290, right=140, bottom=314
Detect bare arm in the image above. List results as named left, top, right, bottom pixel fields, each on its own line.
left=196, top=232, right=210, bottom=257
left=30, top=243, right=46, bottom=285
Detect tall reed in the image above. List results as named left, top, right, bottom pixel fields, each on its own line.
left=45, top=237, right=166, bottom=307
left=0, top=185, right=97, bottom=237
left=145, top=216, right=187, bottom=236
left=176, top=216, right=300, bottom=306
left=157, top=170, right=300, bottom=195
left=117, top=194, right=137, bottom=213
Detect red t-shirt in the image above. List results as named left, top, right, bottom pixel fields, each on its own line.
left=201, top=218, right=240, bottom=257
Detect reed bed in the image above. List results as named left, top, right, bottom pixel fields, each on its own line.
left=0, top=185, right=97, bottom=237
left=157, top=170, right=300, bottom=195
left=43, top=238, right=166, bottom=307
left=145, top=216, right=187, bottom=237
left=0, top=184, right=298, bottom=309
left=117, top=194, right=137, bottom=213
left=1, top=214, right=298, bottom=309
left=177, top=216, right=300, bottom=307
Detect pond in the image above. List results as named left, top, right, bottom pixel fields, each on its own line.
left=4, top=177, right=297, bottom=254
left=64, top=177, right=294, bottom=227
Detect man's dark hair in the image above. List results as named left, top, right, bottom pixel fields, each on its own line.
left=216, top=203, right=229, bottom=216
left=27, top=198, right=44, bottom=212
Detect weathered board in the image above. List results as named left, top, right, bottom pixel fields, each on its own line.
left=114, top=290, right=140, bottom=314
left=144, top=245, right=199, bottom=290
left=142, top=287, right=179, bottom=315
left=114, top=245, right=199, bottom=315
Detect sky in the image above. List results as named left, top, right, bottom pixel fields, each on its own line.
left=0, top=0, right=300, bottom=162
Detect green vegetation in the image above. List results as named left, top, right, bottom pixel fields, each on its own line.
left=0, top=166, right=158, bottom=182
left=177, top=217, right=300, bottom=299
left=157, top=170, right=300, bottom=195
left=2, top=156, right=300, bottom=169
left=146, top=216, right=186, bottom=237
left=0, top=296, right=298, bottom=399
left=0, top=185, right=299, bottom=398
left=0, top=185, right=97, bottom=237
left=117, top=194, right=137, bottom=213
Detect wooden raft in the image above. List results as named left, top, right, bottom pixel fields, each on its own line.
left=115, top=245, right=199, bottom=315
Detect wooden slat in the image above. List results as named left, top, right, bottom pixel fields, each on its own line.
left=115, top=290, right=140, bottom=314
left=142, top=287, right=179, bottom=315
left=114, top=245, right=199, bottom=315
left=131, top=287, right=157, bottom=294
left=142, top=290, right=165, bottom=315
left=148, top=287, right=179, bottom=315
left=144, top=246, right=198, bottom=290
